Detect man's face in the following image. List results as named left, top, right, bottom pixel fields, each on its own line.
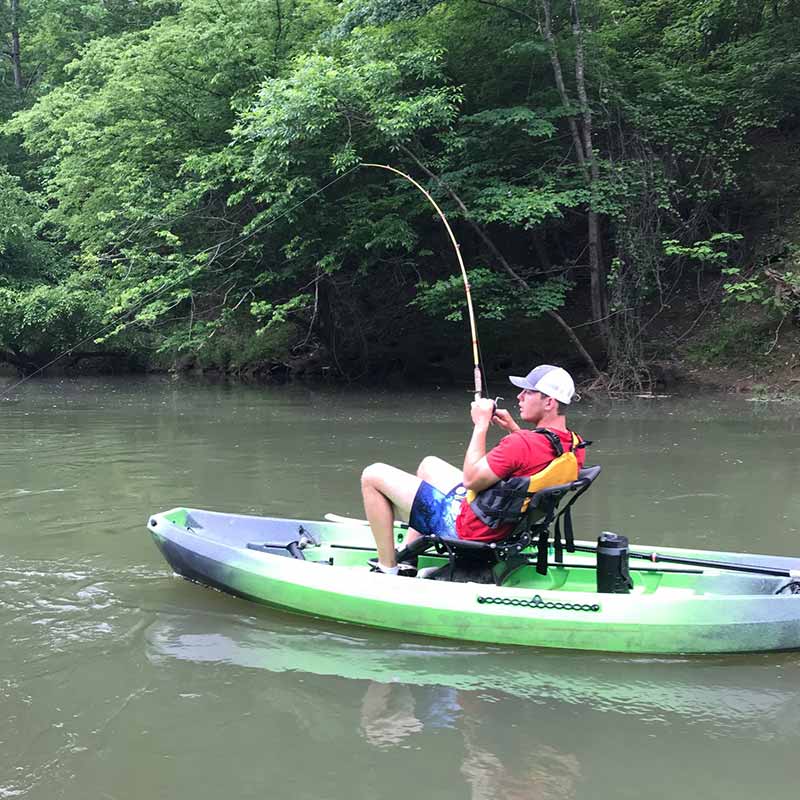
left=517, top=388, right=556, bottom=423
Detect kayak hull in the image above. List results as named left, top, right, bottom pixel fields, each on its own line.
left=147, top=507, right=800, bottom=654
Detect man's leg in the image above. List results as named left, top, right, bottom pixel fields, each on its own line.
left=361, top=463, right=422, bottom=569
left=416, top=456, right=463, bottom=494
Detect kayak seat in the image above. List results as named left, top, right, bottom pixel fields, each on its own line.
left=395, top=465, right=602, bottom=585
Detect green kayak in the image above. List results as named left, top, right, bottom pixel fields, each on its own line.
left=147, top=505, right=800, bottom=654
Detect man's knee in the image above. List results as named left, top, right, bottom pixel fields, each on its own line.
left=361, top=462, right=391, bottom=490
left=416, top=455, right=443, bottom=480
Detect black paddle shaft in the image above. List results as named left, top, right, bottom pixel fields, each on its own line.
left=571, top=545, right=798, bottom=578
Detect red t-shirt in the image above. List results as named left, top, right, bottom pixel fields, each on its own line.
left=455, top=427, right=585, bottom=542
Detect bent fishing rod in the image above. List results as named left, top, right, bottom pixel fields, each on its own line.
left=361, top=163, right=485, bottom=402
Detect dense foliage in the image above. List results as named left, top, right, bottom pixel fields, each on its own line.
left=1, top=0, right=799, bottom=387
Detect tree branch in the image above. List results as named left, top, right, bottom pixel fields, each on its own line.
left=397, top=144, right=603, bottom=379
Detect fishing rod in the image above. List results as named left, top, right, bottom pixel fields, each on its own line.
left=571, top=544, right=800, bottom=579
left=361, top=163, right=484, bottom=402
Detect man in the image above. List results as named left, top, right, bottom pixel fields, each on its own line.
left=360, top=364, right=585, bottom=574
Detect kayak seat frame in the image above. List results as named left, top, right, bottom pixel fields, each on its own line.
left=395, top=465, right=602, bottom=586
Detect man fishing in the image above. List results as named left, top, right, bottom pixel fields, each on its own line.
left=361, top=364, right=586, bottom=574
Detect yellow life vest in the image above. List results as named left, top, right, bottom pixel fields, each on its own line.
left=467, top=429, right=586, bottom=529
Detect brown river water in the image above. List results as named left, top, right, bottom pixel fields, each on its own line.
left=1, top=376, right=799, bottom=799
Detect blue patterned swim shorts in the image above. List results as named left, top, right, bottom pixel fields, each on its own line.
left=409, top=482, right=467, bottom=538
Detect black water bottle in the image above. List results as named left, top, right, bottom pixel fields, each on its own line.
left=596, top=532, right=633, bottom=594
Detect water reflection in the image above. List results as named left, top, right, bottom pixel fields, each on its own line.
left=144, top=608, right=800, bottom=741
left=360, top=682, right=460, bottom=745
left=358, top=681, right=580, bottom=800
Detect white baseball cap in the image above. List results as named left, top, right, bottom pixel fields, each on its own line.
left=509, top=364, right=575, bottom=405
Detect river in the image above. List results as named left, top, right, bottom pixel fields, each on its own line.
left=1, top=377, right=798, bottom=799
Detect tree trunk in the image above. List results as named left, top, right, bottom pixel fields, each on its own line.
left=587, top=210, right=606, bottom=332
left=461, top=0, right=610, bottom=354
left=538, top=0, right=608, bottom=345
left=9, top=0, right=23, bottom=92
left=570, top=0, right=608, bottom=335
left=539, top=0, right=587, bottom=179
left=531, top=231, right=551, bottom=272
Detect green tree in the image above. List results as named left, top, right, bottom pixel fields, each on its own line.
left=1, top=0, right=798, bottom=384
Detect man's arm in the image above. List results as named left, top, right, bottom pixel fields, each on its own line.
left=462, top=399, right=502, bottom=492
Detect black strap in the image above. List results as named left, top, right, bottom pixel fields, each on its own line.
left=536, top=523, right=550, bottom=575
left=534, top=428, right=592, bottom=455
left=532, top=427, right=564, bottom=457
left=533, top=494, right=560, bottom=575
left=552, top=478, right=594, bottom=563
left=553, top=516, right=564, bottom=564
left=553, top=508, right=571, bottom=564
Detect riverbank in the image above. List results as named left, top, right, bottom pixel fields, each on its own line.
left=3, top=295, right=799, bottom=400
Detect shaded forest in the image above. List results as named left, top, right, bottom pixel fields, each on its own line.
left=1, top=0, right=799, bottom=391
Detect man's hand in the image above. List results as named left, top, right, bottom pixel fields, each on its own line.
left=491, top=408, right=520, bottom=433
left=464, top=398, right=503, bottom=491
left=470, top=398, right=496, bottom=427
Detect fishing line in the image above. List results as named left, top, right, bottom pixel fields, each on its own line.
left=3, top=162, right=484, bottom=401
left=1, top=165, right=361, bottom=398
